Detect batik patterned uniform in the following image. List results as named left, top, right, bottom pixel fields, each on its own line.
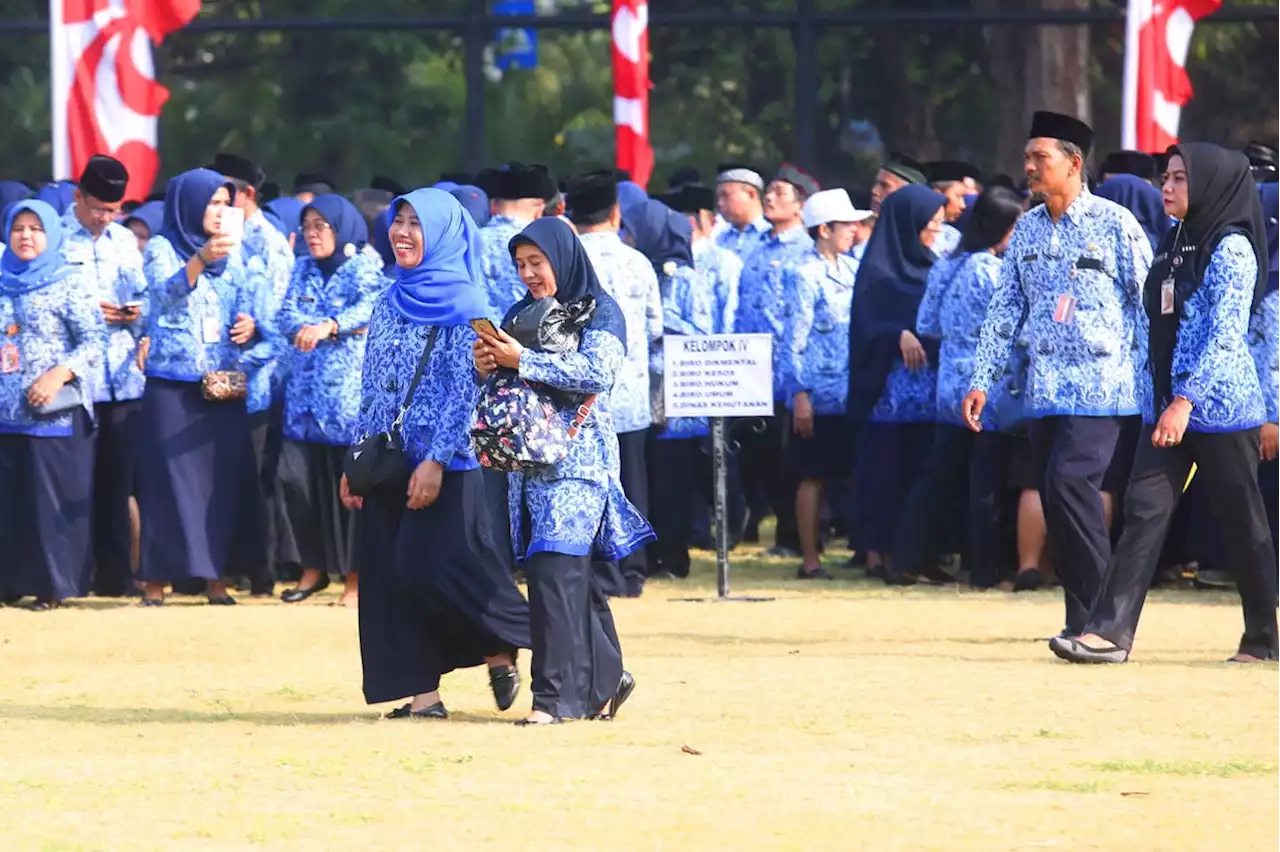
left=355, top=296, right=480, bottom=472
left=277, top=252, right=384, bottom=445
left=60, top=213, right=147, bottom=403
left=917, top=251, right=1011, bottom=429
left=478, top=215, right=532, bottom=319
left=651, top=265, right=717, bottom=437
left=508, top=327, right=656, bottom=561
left=713, top=216, right=770, bottom=260
left=1142, top=233, right=1265, bottom=431
left=933, top=222, right=962, bottom=258
left=1250, top=288, right=1279, bottom=424
left=694, top=239, right=742, bottom=335
left=734, top=227, right=815, bottom=399
left=243, top=208, right=295, bottom=311
left=971, top=189, right=1154, bottom=417
left=782, top=249, right=856, bottom=415
left=0, top=268, right=105, bottom=435
left=580, top=231, right=661, bottom=434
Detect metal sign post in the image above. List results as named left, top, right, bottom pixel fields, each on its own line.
left=665, top=334, right=775, bottom=604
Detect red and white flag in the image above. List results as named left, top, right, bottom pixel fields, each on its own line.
left=612, top=1, right=653, bottom=189
left=51, top=0, right=201, bottom=202
left=1122, top=0, right=1221, bottom=154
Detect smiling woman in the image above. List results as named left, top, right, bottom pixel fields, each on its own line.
left=0, top=200, right=107, bottom=610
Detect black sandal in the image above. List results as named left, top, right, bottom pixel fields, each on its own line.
left=385, top=701, right=448, bottom=719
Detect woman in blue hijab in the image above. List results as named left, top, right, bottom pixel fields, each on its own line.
left=474, top=216, right=651, bottom=725
left=135, top=168, right=274, bottom=606
left=622, top=199, right=716, bottom=578
left=616, top=180, right=648, bottom=213
left=273, top=194, right=386, bottom=607
left=266, top=196, right=307, bottom=258
left=35, top=181, right=78, bottom=215
left=1095, top=174, right=1171, bottom=248
left=350, top=187, right=529, bottom=720
left=122, top=201, right=164, bottom=252
left=0, top=200, right=107, bottom=609
left=846, top=183, right=947, bottom=580
left=449, top=184, right=491, bottom=228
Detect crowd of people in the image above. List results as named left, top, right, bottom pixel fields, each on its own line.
left=0, top=108, right=1276, bottom=721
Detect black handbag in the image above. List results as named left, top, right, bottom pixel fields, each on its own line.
left=343, top=327, right=439, bottom=497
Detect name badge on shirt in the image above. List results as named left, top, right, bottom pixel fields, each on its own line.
left=1, top=343, right=19, bottom=374
left=1160, top=279, right=1176, bottom=315
left=1053, top=294, right=1077, bottom=324
left=201, top=315, right=223, bottom=344
left=298, top=296, right=316, bottom=303
left=1021, top=253, right=1038, bottom=263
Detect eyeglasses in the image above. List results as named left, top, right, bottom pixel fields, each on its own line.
left=85, top=203, right=121, bottom=218
left=301, top=222, right=333, bottom=235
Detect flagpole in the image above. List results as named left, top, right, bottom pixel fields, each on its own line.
left=50, top=0, right=68, bottom=180
left=1121, top=0, right=1142, bottom=150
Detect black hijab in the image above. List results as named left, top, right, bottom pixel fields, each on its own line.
left=506, top=217, right=628, bottom=349
left=846, top=184, right=946, bottom=421
left=1146, top=142, right=1269, bottom=411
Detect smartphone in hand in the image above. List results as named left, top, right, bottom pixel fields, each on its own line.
left=469, top=318, right=498, bottom=339
left=219, top=206, right=245, bottom=243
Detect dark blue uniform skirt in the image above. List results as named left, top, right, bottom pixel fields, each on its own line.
left=0, top=410, right=94, bottom=601
left=853, top=421, right=934, bottom=552
left=358, top=468, right=531, bottom=706
left=135, top=378, right=265, bottom=583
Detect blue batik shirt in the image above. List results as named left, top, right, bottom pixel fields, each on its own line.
left=59, top=212, right=148, bottom=403
left=142, top=235, right=273, bottom=383
left=694, top=239, right=742, bottom=334
left=713, top=215, right=770, bottom=260
left=933, top=222, right=962, bottom=258
left=917, top=251, right=1011, bottom=429
left=971, top=188, right=1153, bottom=418
left=1143, top=234, right=1265, bottom=432
left=277, top=252, right=384, bottom=445
left=782, top=249, right=856, bottom=416
left=243, top=208, right=295, bottom=312
left=651, top=264, right=717, bottom=439
left=1250, top=289, right=1279, bottom=424
left=479, top=215, right=532, bottom=319
left=0, top=267, right=106, bottom=436
left=733, top=225, right=815, bottom=399
left=356, top=296, right=480, bottom=472
left=579, top=230, right=662, bottom=434
left=508, top=328, right=656, bottom=563
left=239, top=253, right=288, bottom=414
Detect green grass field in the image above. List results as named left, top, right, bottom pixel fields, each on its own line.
left=1, top=551, right=1276, bottom=851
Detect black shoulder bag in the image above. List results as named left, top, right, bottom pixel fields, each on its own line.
left=343, top=326, right=440, bottom=496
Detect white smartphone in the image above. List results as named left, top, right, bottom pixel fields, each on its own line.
left=219, top=206, right=245, bottom=243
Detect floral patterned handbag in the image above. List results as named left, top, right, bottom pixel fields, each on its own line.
left=201, top=370, right=248, bottom=402
left=471, top=373, right=596, bottom=473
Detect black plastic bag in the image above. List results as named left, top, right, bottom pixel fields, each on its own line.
left=502, top=296, right=596, bottom=354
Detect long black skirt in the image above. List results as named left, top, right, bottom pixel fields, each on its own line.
left=135, top=378, right=265, bottom=583
left=853, top=421, right=934, bottom=553
left=276, top=440, right=360, bottom=577
left=358, top=468, right=531, bottom=705
left=0, top=410, right=95, bottom=601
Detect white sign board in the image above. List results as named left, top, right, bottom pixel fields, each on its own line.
left=663, top=334, right=774, bottom=418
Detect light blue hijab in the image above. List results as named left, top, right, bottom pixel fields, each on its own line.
left=1, top=200, right=71, bottom=295
left=385, top=188, right=489, bottom=327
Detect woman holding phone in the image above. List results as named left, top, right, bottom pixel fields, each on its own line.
left=135, top=168, right=274, bottom=606
left=276, top=194, right=383, bottom=606
left=346, top=187, right=528, bottom=719
left=0, top=199, right=106, bottom=609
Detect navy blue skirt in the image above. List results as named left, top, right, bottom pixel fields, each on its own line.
left=0, top=410, right=94, bottom=601
left=358, top=468, right=532, bottom=705
left=135, top=379, right=264, bottom=583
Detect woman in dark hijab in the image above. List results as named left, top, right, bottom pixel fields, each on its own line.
left=0, top=200, right=106, bottom=609
left=274, top=194, right=386, bottom=607
left=1053, top=143, right=1277, bottom=664
left=348, top=187, right=529, bottom=718
left=449, top=184, right=491, bottom=228
left=846, top=184, right=947, bottom=578
left=1095, top=174, right=1171, bottom=249
left=266, top=196, right=308, bottom=259
left=122, top=201, right=164, bottom=252
left=135, top=168, right=273, bottom=606
left=474, top=216, right=653, bottom=725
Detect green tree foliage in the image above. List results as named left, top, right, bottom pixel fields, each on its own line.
left=0, top=0, right=1274, bottom=192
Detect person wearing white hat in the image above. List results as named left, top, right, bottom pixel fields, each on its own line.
left=780, top=189, right=866, bottom=579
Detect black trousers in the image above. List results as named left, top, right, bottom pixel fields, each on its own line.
left=241, top=408, right=279, bottom=593
left=616, top=429, right=649, bottom=585
left=1085, top=427, right=1278, bottom=657
left=737, top=403, right=798, bottom=551
left=1258, top=459, right=1278, bottom=562
left=524, top=551, right=623, bottom=719
left=893, top=425, right=1011, bottom=588
left=91, top=398, right=142, bottom=596
left=482, top=467, right=515, bottom=576
left=648, top=437, right=708, bottom=578
left=1028, top=416, right=1120, bottom=634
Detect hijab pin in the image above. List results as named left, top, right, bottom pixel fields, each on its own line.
left=344, top=243, right=356, bottom=258
left=1172, top=255, right=1183, bottom=268
left=662, top=261, right=677, bottom=277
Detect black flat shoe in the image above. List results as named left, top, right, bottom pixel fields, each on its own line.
left=604, top=671, right=636, bottom=721
left=515, top=715, right=562, bottom=726
left=281, top=573, right=330, bottom=603
left=385, top=701, right=448, bottom=719
left=918, top=565, right=957, bottom=585
left=206, top=595, right=237, bottom=606
left=1013, top=568, right=1044, bottom=592
left=796, top=567, right=833, bottom=580
left=139, top=597, right=165, bottom=608
left=489, top=666, right=521, bottom=711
